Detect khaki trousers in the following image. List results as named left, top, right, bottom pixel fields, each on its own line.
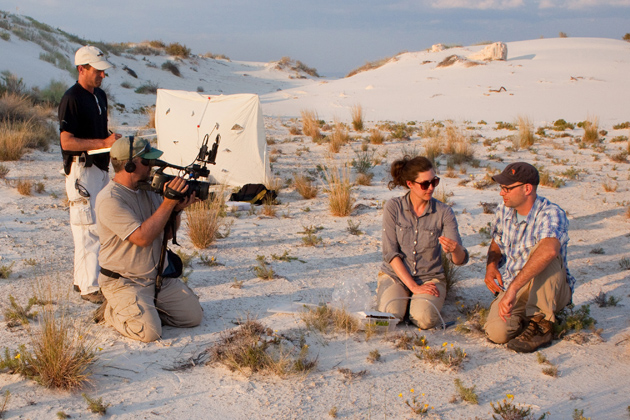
left=100, top=275, right=203, bottom=342
left=484, top=252, right=572, bottom=344
left=376, top=272, right=446, bottom=329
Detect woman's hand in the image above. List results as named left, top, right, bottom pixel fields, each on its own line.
left=410, top=282, right=440, bottom=297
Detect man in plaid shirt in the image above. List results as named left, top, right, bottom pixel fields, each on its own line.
left=483, top=162, right=574, bottom=352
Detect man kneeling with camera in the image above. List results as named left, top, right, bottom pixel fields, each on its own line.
left=95, top=137, right=203, bottom=342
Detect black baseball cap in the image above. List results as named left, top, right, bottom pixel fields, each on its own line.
left=492, top=162, right=539, bottom=186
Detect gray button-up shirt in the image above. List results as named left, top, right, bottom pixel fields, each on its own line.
left=381, top=193, right=468, bottom=285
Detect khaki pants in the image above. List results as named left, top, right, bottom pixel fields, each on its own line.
left=484, top=252, right=572, bottom=344
left=376, top=272, right=446, bottom=329
left=100, top=275, right=203, bottom=342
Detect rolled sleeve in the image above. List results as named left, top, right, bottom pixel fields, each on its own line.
left=442, top=207, right=469, bottom=266
left=382, top=199, right=404, bottom=264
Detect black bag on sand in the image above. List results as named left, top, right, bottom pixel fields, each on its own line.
left=229, top=183, right=277, bottom=205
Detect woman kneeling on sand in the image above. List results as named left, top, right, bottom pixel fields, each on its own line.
left=377, top=156, right=469, bottom=329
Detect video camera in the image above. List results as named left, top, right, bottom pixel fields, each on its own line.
left=139, top=125, right=220, bottom=201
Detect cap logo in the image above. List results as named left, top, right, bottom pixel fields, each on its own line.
left=511, top=169, right=516, bottom=175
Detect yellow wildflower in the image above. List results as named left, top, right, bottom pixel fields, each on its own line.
left=410, top=388, right=414, bottom=393
left=442, top=342, right=447, bottom=347
left=506, top=393, right=514, bottom=399
left=398, top=393, right=403, bottom=398
left=14, top=353, right=20, bottom=359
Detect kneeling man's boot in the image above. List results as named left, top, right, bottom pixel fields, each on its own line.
left=507, top=314, right=553, bottom=353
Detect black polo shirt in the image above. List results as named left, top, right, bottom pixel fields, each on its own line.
left=58, top=82, right=110, bottom=172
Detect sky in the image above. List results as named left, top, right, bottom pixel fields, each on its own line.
left=4, top=0, right=630, bottom=77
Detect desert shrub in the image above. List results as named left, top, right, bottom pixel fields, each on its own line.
left=368, top=128, right=385, bottom=144
left=582, top=116, right=599, bottom=144
left=145, top=106, right=156, bottom=129
left=1, top=305, right=98, bottom=389
left=455, top=302, right=489, bottom=335
left=454, top=378, right=478, bottom=404
left=161, top=60, right=181, bottom=77
left=610, top=151, right=628, bottom=163
left=1, top=31, right=9, bottom=41
left=82, top=394, right=109, bottom=415
left=351, top=149, right=375, bottom=175
left=135, top=82, right=159, bottom=94
left=185, top=187, right=227, bottom=248
left=165, top=42, right=190, bottom=58
left=496, top=121, right=516, bottom=130
left=387, top=122, right=413, bottom=140
left=351, top=104, right=364, bottom=131
left=425, top=136, right=443, bottom=165
left=491, top=394, right=548, bottom=420
left=36, top=80, right=68, bottom=106
left=17, top=179, right=32, bottom=195
left=275, top=56, right=319, bottom=77
left=293, top=173, right=318, bottom=199
left=300, top=109, right=322, bottom=142
left=442, top=251, right=461, bottom=294
left=346, top=53, right=403, bottom=77
left=323, top=164, right=355, bottom=217
left=518, top=115, right=535, bottom=147
left=612, top=121, right=630, bottom=129
left=329, top=120, right=349, bottom=153
left=301, top=305, right=360, bottom=335
left=443, top=124, right=474, bottom=164
left=208, top=318, right=316, bottom=376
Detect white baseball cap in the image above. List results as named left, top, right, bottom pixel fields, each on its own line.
left=74, top=45, right=113, bottom=70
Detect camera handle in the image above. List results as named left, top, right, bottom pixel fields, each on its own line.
left=154, top=211, right=179, bottom=303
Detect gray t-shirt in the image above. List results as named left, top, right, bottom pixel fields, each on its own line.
left=381, top=193, right=468, bottom=284
left=95, top=181, right=164, bottom=286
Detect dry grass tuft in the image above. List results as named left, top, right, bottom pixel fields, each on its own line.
left=323, top=164, right=355, bottom=217
left=185, top=186, right=228, bottom=248
left=300, top=109, right=322, bottom=142
left=300, top=305, right=360, bottom=335
left=582, top=116, right=600, bottom=144
left=355, top=172, right=373, bottom=186
left=425, top=136, right=443, bottom=165
left=455, top=302, right=489, bottom=335
left=329, top=120, right=350, bottom=153
left=16, top=179, right=32, bottom=195
left=208, top=318, right=316, bottom=377
left=293, top=173, right=318, bottom=199
left=518, top=115, right=535, bottom=148
left=441, top=251, right=461, bottom=294
left=443, top=124, right=474, bottom=164
left=0, top=303, right=99, bottom=390
left=351, top=104, right=364, bottom=131
left=368, top=128, right=385, bottom=144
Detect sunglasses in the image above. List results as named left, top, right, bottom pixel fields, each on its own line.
left=500, top=183, right=525, bottom=193
left=410, top=176, right=440, bottom=190
left=75, top=179, right=90, bottom=198
left=131, top=141, right=152, bottom=159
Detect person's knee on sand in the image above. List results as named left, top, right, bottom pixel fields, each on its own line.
left=409, top=303, right=440, bottom=329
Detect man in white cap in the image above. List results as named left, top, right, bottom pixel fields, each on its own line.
left=94, top=137, right=203, bottom=342
left=58, top=46, right=122, bottom=303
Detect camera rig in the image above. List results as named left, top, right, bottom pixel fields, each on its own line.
left=139, top=123, right=220, bottom=202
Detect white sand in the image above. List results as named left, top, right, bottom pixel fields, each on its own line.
left=1, top=31, right=630, bottom=419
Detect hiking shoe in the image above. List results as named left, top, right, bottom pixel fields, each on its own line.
left=93, top=300, right=107, bottom=324
left=507, top=314, right=553, bottom=353
left=81, top=290, right=105, bottom=304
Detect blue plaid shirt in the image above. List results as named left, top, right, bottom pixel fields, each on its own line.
left=492, top=195, right=575, bottom=292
